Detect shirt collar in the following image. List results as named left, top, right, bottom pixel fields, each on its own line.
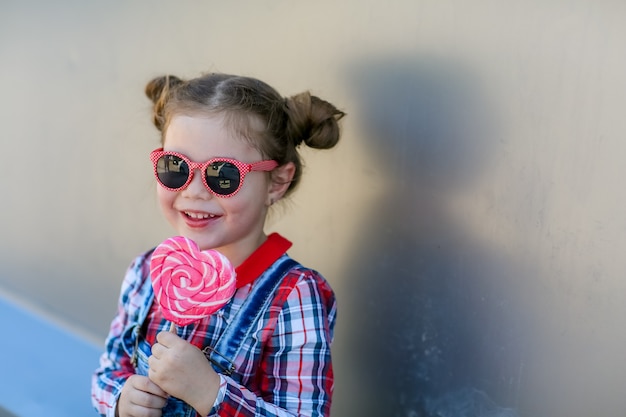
left=235, top=233, right=293, bottom=288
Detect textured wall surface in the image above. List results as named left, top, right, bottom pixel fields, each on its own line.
left=2, top=1, right=626, bottom=416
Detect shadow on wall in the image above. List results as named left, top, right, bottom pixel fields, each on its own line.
left=334, top=55, right=529, bottom=417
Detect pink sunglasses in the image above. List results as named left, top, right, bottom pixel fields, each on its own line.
left=150, top=148, right=278, bottom=198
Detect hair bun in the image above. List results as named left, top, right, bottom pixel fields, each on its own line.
left=145, top=75, right=184, bottom=131
left=285, top=92, right=345, bottom=150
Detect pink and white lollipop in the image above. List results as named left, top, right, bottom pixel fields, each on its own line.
left=149, top=236, right=236, bottom=328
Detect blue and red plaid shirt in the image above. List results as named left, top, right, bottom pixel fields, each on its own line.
left=91, top=233, right=336, bottom=416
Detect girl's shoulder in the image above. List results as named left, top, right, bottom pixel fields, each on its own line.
left=269, top=260, right=337, bottom=335
left=128, top=247, right=156, bottom=272
left=120, top=247, right=157, bottom=298
left=279, top=260, right=336, bottom=305
left=288, top=262, right=327, bottom=284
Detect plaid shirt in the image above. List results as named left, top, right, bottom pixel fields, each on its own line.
left=91, top=234, right=336, bottom=416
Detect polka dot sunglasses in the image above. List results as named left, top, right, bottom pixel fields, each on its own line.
left=150, top=148, right=278, bottom=197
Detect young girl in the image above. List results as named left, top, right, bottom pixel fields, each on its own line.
left=92, top=72, right=345, bottom=417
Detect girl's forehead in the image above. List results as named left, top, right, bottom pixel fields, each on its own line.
left=164, top=114, right=262, bottom=160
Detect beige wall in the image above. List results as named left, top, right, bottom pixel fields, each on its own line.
left=2, top=1, right=626, bottom=416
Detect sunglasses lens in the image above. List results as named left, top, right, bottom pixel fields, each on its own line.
left=205, top=161, right=241, bottom=196
left=156, top=155, right=190, bottom=189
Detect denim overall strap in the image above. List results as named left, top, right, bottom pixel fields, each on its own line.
left=136, top=270, right=156, bottom=325
left=128, top=266, right=156, bottom=369
left=208, top=255, right=299, bottom=376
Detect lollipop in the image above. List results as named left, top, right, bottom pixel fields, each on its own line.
left=150, top=236, right=236, bottom=328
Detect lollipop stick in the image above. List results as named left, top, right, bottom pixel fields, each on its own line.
left=169, top=322, right=177, bottom=333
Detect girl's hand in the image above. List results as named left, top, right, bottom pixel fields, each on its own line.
left=117, top=374, right=168, bottom=417
left=148, top=330, right=221, bottom=415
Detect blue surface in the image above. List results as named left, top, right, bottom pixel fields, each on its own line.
left=0, top=293, right=103, bottom=416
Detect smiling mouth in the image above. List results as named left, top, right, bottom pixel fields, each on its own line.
left=184, top=211, right=217, bottom=219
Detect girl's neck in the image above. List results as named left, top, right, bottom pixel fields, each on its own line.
left=215, top=233, right=268, bottom=268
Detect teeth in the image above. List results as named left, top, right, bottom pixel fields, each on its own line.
left=185, top=212, right=214, bottom=219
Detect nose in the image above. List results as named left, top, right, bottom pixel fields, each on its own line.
left=181, top=168, right=212, bottom=199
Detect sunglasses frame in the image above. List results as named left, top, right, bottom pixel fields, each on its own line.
left=150, top=148, right=278, bottom=198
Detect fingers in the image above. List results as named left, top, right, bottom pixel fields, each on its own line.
left=129, top=374, right=168, bottom=398
left=150, top=331, right=195, bottom=373
left=117, top=375, right=168, bottom=417
left=155, top=329, right=181, bottom=347
left=150, top=342, right=165, bottom=359
left=148, top=341, right=177, bottom=383
left=149, top=337, right=176, bottom=371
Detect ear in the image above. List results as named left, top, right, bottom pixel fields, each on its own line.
left=266, top=162, right=296, bottom=206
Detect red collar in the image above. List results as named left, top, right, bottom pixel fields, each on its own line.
left=235, top=233, right=293, bottom=288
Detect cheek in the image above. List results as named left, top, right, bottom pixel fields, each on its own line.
left=242, top=173, right=271, bottom=200
left=157, top=187, right=177, bottom=212
left=226, top=190, right=269, bottom=223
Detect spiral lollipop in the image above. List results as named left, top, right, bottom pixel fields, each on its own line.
left=149, top=236, right=236, bottom=329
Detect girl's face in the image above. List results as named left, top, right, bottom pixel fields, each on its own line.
left=157, top=114, right=275, bottom=266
